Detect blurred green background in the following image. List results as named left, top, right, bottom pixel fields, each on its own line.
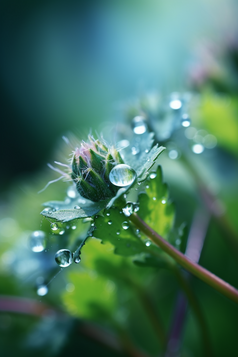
left=1, top=1, right=238, bottom=357
left=1, top=0, right=237, bottom=186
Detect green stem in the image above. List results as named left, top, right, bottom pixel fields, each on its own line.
left=129, top=213, right=238, bottom=304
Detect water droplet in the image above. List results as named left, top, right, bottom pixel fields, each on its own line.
left=131, top=146, right=139, bottom=155
left=116, top=230, right=120, bottom=235
left=29, top=231, right=46, bottom=253
left=146, top=185, right=149, bottom=189
left=59, top=230, right=65, bottom=235
left=51, top=223, right=58, bottom=232
left=71, top=225, right=77, bottom=230
left=55, top=249, right=73, bottom=268
left=162, top=199, right=166, bottom=204
left=106, top=212, right=110, bottom=217
left=134, top=204, right=140, bottom=213
left=122, top=202, right=134, bottom=217
left=109, top=164, right=136, bottom=187
left=181, top=114, right=191, bottom=127
left=145, top=149, right=149, bottom=153
left=74, top=256, right=81, bottom=264
left=122, top=221, right=129, bottom=230
left=192, top=144, right=204, bottom=154
left=168, top=149, right=179, bottom=160
left=74, top=205, right=81, bottom=209
left=169, top=99, right=182, bottom=110
left=145, top=241, right=151, bottom=247
left=153, top=197, right=156, bottom=201
left=37, top=285, right=48, bottom=296
left=41, top=208, right=51, bottom=214
left=132, top=115, right=147, bottom=134
left=67, top=186, right=76, bottom=198
left=108, top=220, right=112, bottom=225
left=136, top=229, right=140, bottom=235
left=91, top=222, right=95, bottom=227
left=149, top=172, right=157, bottom=179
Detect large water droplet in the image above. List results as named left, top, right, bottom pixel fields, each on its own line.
left=122, top=221, right=129, bottom=230
left=37, top=285, right=48, bottom=296
left=181, top=114, right=191, bottom=127
left=132, top=116, right=147, bottom=134
left=122, top=202, right=134, bottom=217
left=109, top=164, right=136, bottom=187
left=55, top=249, right=73, bottom=268
left=29, top=231, right=46, bottom=253
left=192, top=144, right=204, bottom=154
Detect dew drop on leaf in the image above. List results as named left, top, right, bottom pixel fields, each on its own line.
left=153, top=197, right=156, bottom=201
left=55, top=249, right=73, bottom=267
left=145, top=241, right=151, bottom=247
left=109, top=164, right=136, bottom=187
left=71, top=225, right=77, bottom=230
left=122, top=202, right=134, bottom=217
left=108, top=220, right=112, bottom=225
left=51, top=223, right=58, bottom=231
left=37, top=285, right=48, bottom=296
left=59, top=230, right=65, bottom=235
left=149, top=172, right=157, bottom=179
left=74, top=205, right=81, bottom=209
left=131, top=146, right=140, bottom=155
left=132, top=115, right=147, bottom=134
left=161, top=198, right=166, bottom=204
left=74, top=256, right=81, bottom=264
left=29, top=231, right=46, bottom=253
left=116, top=230, right=120, bottom=235
left=122, top=221, right=129, bottom=230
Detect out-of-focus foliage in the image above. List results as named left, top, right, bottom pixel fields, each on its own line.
left=1, top=1, right=238, bottom=357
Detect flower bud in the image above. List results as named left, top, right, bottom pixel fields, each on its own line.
left=71, top=136, right=124, bottom=202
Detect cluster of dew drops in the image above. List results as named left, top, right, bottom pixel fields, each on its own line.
left=31, top=92, right=216, bottom=296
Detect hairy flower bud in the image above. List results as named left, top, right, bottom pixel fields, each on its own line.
left=71, top=136, right=124, bottom=202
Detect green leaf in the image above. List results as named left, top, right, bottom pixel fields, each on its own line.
left=138, top=165, right=175, bottom=239
left=41, top=200, right=108, bottom=222
left=136, top=145, right=166, bottom=182
left=94, top=207, right=146, bottom=256
left=62, top=270, right=117, bottom=320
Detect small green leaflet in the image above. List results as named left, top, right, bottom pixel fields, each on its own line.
left=41, top=199, right=108, bottom=222
left=138, top=165, right=175, bottom=240
left=94, top=207, right=146, bottom=257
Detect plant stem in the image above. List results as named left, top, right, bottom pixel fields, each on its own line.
left=129, top=213, right=238, bottom=304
